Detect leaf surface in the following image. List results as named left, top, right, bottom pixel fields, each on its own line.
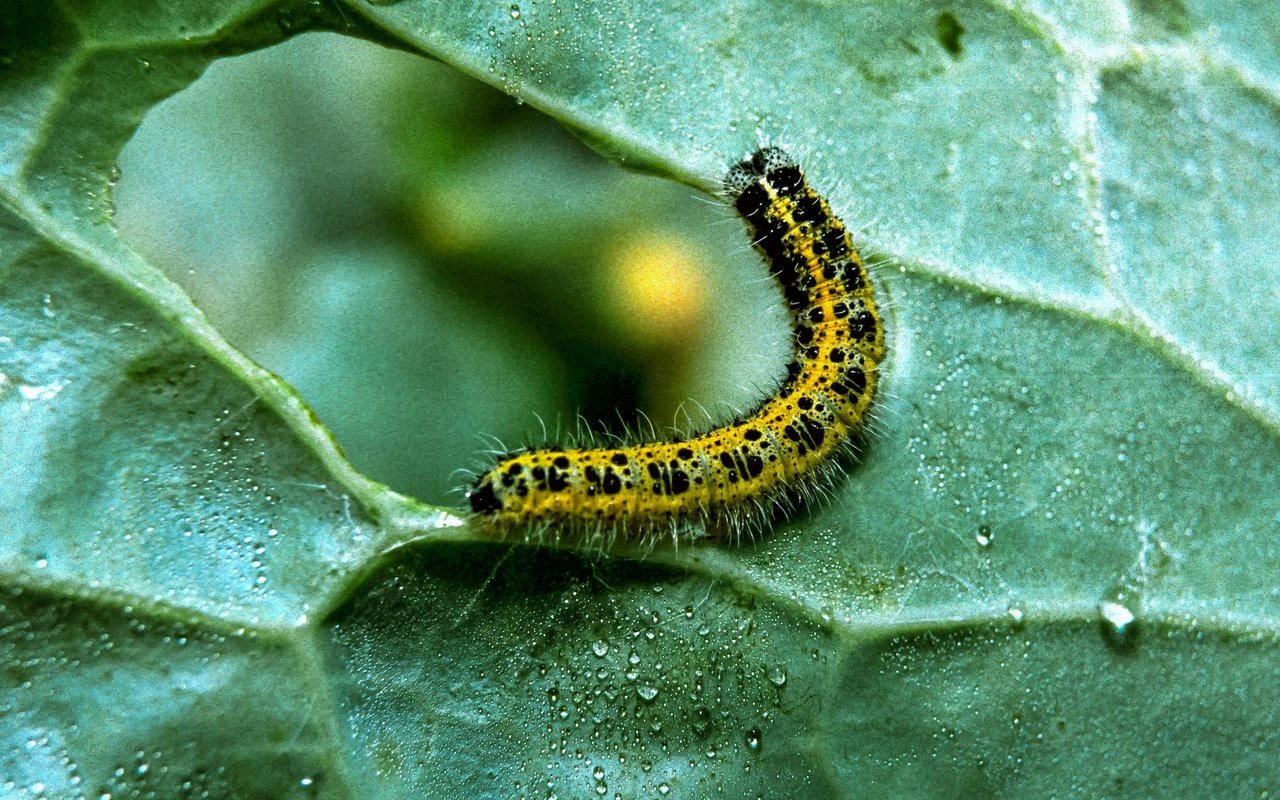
left=2, top=1, right=1278, bottom=797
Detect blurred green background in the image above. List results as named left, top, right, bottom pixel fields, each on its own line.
left=114, top=32, right=788, bottom=507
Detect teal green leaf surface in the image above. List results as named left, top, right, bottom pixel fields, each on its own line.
left=3, top=1, right=1278, bottom=798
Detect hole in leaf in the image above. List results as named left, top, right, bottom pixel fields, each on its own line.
left=114, top=32, right=777, bottom=506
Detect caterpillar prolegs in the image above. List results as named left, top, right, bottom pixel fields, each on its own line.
left=467, top=148, right=885, bottom=544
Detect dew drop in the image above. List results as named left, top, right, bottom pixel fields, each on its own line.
left=592, top=640, right=609, bottom=658
left=767, top=665, right=787, bottom=688
left=744, top=727, right=762, bottom=751
left=1098, top=588, right=1139, bottom=653
left=975, top=524, right=992, bottom=548
left=636, top=684, right=659, bottom=702
left=691, top=706, right=712, bottom=737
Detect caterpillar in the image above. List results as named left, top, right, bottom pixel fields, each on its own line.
left=466, top=147, right=885, bottom=544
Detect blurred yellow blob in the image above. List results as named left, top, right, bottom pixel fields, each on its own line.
left=604, top=231, right=709, bottom=350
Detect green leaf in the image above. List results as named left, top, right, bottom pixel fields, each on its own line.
left=3, top=1, right=1279, bottom=798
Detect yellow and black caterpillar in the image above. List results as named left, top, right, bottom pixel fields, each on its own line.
left=467, top=147, right=885, bottom=544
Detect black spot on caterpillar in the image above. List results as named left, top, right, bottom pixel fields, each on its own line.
left=467, top=147, right=885, bottom=545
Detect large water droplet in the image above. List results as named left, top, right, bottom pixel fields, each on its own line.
left=1098, top=588, right=1138, bottom=653
left=768, top=665, right=787, bottom=687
